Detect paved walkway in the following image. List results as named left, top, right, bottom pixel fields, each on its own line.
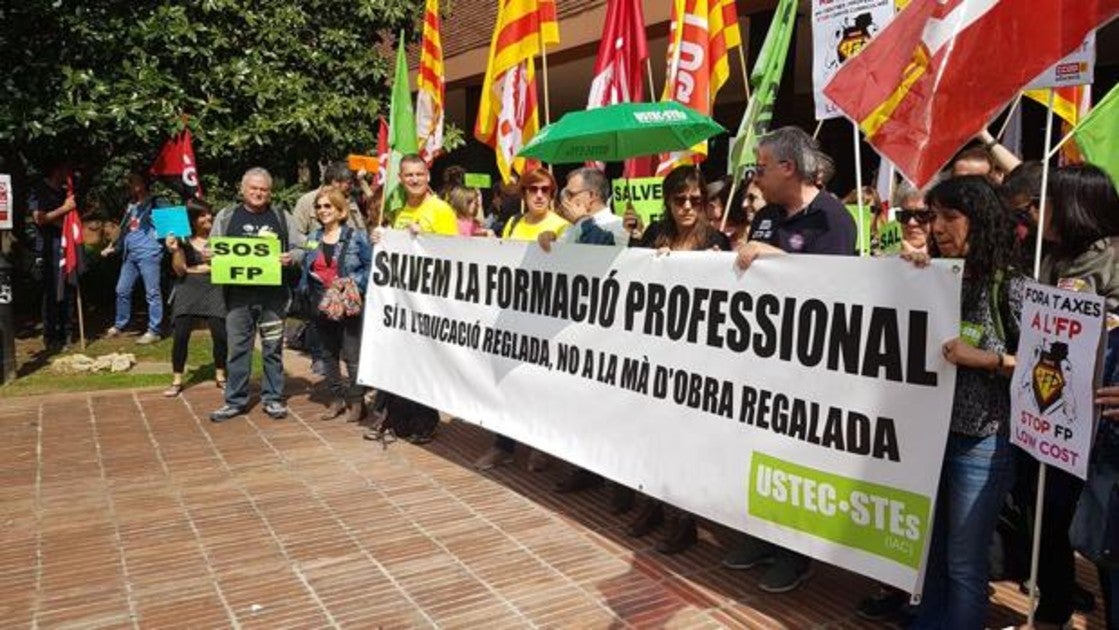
left=0, top=360, right=1107, bottom=628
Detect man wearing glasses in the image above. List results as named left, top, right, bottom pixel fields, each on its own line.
left=557, top=167, right=629, bottom=246
left=729, top=126, right=857, bottom=594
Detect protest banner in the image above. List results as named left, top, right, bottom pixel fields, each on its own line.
left=611, top=177, right=663, bottom=224
left=209, top=236, right=281, bottom=285
left=346, top=154, right=380, bottom=173
left=464, top=173, right=492, bottom=189
left=1011, top=281, right=1105, bottom=480
left=151, top=206, right=191, bottom=239
left=811, top=0, right=895, bottom=121
left=0, top=174, right=11, bottom=230
left=877, top=219, right=903, bottom=255
left=359, top=230, right=963, bottom=593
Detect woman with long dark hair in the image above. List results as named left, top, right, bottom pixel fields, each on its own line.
left=163, top=198, right=227, bottom=396
left=1043, top=164, right=1119, bottom=629
left=904, top=175, right=1023, bottom=628
left=625, top=166, right=730, bottom=555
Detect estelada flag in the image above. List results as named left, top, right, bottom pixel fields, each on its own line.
left=150, top=128, right=202, bottom=198
left=823, top=0, right=1119, bottom=188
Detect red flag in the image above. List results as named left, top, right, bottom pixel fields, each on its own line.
left=59, top=175, right=83, bottom=298
left=824, top=0, right=1119, bottom=187
left=587, top=0, right=651, bottom=176
left=376, top=115, right=390, bottom=188
left=150, top=128, right=202, bottom=197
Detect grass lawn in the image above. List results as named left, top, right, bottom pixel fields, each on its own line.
left=0, top=330, right=263, bottom=398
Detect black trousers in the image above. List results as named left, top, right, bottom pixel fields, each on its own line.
left=316, top=315, right=363, bottom=402
left=171, top=315, right=227, bottom=374
left=1026, top=457, right=1086, bottom=623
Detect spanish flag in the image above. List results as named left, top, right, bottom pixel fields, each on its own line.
left=416, top=0, right=445, bottom=165
left=475, top=0, right=559, bottom=182
left=824, top=0, right=1119, bottom=187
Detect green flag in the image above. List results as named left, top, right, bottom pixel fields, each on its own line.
left=728, top=0, right=797, bottom=186
left=384, top=33, right=419, bottom=215
left=1074, top=83, right=1119, bottom=192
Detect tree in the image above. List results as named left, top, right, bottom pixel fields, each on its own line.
left=2, top=0, right=425, bottom=209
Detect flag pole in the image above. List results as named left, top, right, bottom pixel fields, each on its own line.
left=646, top=58, right=657, bottom=102
left=995, top=92, right=1024, bottom=142
left=813, top=119, right=825, bottom=140
left=1045, top=123, right=1083, bottom=161
left=853, top=120, right=866, bottom=257
left=1026, top=89, right=1057, bottom=629
left=540, top=36, right=552, bottom=125
left=75, top=284, right=86, bottom=351
left=720, top=178, right=739, bottom=233
left=736, top=43, right=751, bottom=103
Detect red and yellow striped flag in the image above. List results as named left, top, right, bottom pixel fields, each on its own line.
left=1025, top=85, right=1086, bottom=126
left=657, top=0, right=711, bottom=176
left=417, top=0, right=445, bottom=165
left=475, top=0, right=560, bottom=182
left=708, top=0, right=742, bottom=102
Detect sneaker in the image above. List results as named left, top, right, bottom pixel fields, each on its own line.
left=474, top=446, right=514, bottom=471
left=104, top=327, right=122, bottom=339
left=758, top=557, right=813, bottom=594
left=856, top=587, right=908, bottom=620
left=722, top=536, right=776, bottom=570
left=210, top=404, right=246, bottom=423
left=136, top=331, right=160, bottom=345
left=263, top=401, right=288, bottom=420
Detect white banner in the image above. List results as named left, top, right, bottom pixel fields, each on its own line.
left=1026, top=32, right=1095, bottom=90
left=1011, top=281, right=1105, bottom=480
left=359, top=231, right=962, bottom=593
left=811, top=0, right=896, bottom=121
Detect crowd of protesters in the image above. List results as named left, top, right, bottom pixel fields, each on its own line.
left=14, top=123, right=1119, bottom=628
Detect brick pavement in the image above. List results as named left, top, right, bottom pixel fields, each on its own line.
left=0, top=362, right=1107, bottom=628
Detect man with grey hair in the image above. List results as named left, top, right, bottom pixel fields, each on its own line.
left=728, top=127, right=856, bottom=594
left=292, top=161, right=365, bottom=236
left=557, top=166, right=628, bottom=245
left=209, top=167, right=306, bottom=422
left=736, top=126, right=857, bottom=269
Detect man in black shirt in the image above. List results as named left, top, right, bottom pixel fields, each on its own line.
left=728, top=127, right=856, bottom=594
left=209, top=168, right=305, bottom=422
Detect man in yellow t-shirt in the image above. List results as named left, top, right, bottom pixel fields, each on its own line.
left=392, top=155, right=457, bottom=235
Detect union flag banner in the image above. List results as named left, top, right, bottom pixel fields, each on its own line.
left=657, top=0, right=712, bottom=176
left=824, top=0, right=1119, bottom=188
left=416, top=0, right=445, bottom=165
left=59, top=175, right=83, bottom=299
left=587, top=0, right=651, bottom=177
left=475, top=0, right=559, bottom=182
left=150, top=128, right=202, bottom=198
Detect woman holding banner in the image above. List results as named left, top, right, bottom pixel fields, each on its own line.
left=163, top=197, right=227, bottom=397
left=299, top=189, right=372, bottom=423
left=1041, top=163, right=1119, bottom=629
left=474, top=168, right=570, bottom=471
left=903, top=175, right=1023, bottom=628
left=625, top=166, right=730, bottom=555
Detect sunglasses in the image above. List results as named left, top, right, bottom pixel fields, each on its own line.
left=672, top=195, right=704, bottom=208
left=314, top=203, right=335, bottom=210
left=897, top=209, right=934, bottom=224
left=526, top=185, right=553, bottom=195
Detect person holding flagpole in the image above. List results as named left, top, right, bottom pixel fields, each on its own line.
left=28, top=160, right=78, bottom=353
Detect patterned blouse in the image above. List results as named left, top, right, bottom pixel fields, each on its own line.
left=950, top=271, right=1025, bottom=437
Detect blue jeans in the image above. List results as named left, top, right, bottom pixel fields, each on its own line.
left=224, top=293, right=286, bottom=409
left=912, top=433, right=1015, bottom=629
left=114, top=253, right=163, bottom=333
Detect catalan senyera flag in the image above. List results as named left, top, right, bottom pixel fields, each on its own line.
left=1025, top=86, right=1086, bottom=126
left=824, top=0, right=1119, bottom=188
left=416, top=0, right=445, bottom=165
left=657, top=0, right=712, bottom=176
left=475, top=0, right=559, bottom=182
left=709, top=0, right=743, bottom=102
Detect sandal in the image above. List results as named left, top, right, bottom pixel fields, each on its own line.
left=163, top=384, right=183, bottom=398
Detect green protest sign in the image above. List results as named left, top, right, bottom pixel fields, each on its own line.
left=464, top=173, right=492, bottom=189
left=612, top=176, right=664, bottom=224
left=846, top=204, right=876, bottom=256
left=877, top=220, right=904, bottom=255
left=209, top=237, right=282, bottom=285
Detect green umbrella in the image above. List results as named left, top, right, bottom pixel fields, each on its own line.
left=517, top=101, right=725, bottom=164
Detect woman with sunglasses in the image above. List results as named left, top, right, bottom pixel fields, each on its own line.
left=1037, top=164, right=1119, bottom=629
left=299, top=189, right=372, bottom=423
left=903, top=175, right=1024, bottom=628
left=474, top=168, right=570, bottom=471
left=893, top=179, right=936, bottom=255
left=625, top=166, right=730, bottom=555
